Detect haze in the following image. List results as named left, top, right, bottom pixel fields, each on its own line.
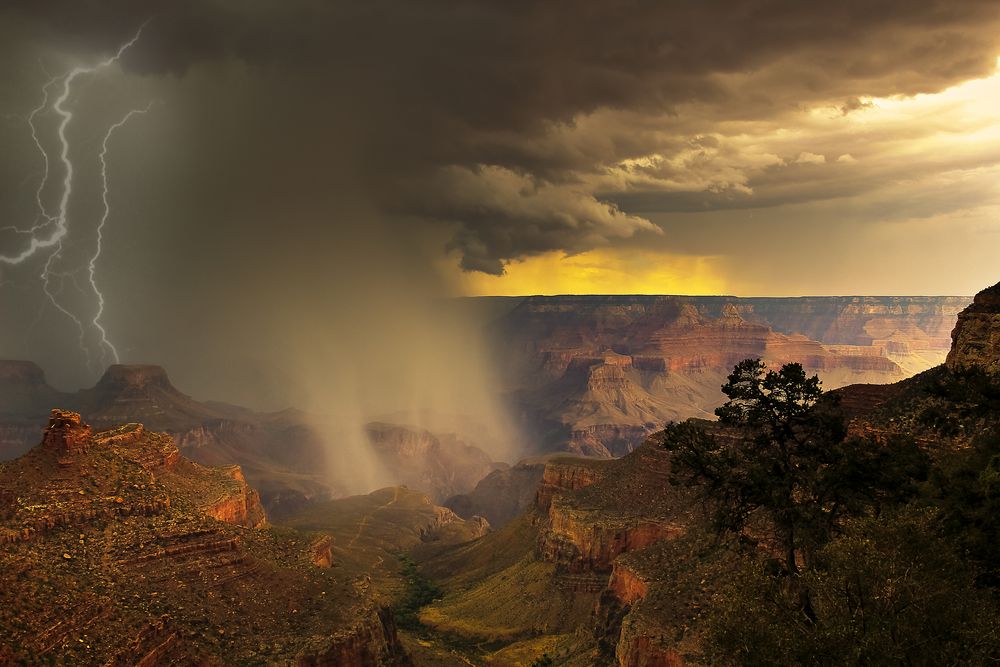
left=1, top=1, right=999, bottom=414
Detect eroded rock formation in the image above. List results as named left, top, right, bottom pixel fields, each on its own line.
left=946, top=281, right=1000, bottom=373
left=491, top=295, right=968, bottom=456
left=0, top=411, right=411, bottom=665
left=41, top=409, right=92, bottom=455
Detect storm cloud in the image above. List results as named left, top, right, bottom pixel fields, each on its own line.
left=4, top=0, right=1000, bottom=274
left=1, top=0, right=1000, bottom=396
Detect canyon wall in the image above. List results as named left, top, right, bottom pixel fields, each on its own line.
left=0, top=294, right=971, bottom=516
left=444, top=458, right=547, bottom=527
left=487, top=295, right=968, bottom=457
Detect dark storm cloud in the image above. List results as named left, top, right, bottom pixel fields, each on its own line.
left=3, top=0, right=1000, bottom=274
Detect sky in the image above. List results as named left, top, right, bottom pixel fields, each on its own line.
left=1, top=1, right=1000, bottom=396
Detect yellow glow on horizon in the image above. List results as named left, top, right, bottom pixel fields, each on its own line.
left=445, top=248, right=728, bottom=296
left=446, top=59, right=1000, bottom=298
left=819, top=56, right=1000, bottom=150
left=870, top=57, right=1000, bottom=111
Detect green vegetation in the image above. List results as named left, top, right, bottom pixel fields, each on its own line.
left=931, top=419, right=1000, bottom=589
left=663, top=359, right=1000, bottom=664
left=663, top=360, right=926, bottom=576
left=394, top=554, right=443, bottom=631
left=707, top=509, right=999, bottom=665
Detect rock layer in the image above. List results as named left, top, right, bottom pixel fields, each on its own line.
left=946, top=281, right=1000, bottom=373
left=444, top=457, right=547, bottom=527
left=490, top=295, right=968, bottom=456
left=0, top=411, right=411, bottom=665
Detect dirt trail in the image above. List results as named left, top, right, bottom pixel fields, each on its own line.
left=347, top=486, right=400, bottom=548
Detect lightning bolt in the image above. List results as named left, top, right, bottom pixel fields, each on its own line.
left=1, top=24, right=149, bottom=372
left=91, top=105, right=153, bottom=364
left=1, top=77, right=59, bottom=238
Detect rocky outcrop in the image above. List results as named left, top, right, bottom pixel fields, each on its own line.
left=531, top=444, right=690, bottom=574
left=445, top=458, right=547, bottom=527
left=93, top=422, right=146, bottom=447
left=0, top=413, right=274, bottom=547
left=608, top=562, right=651, bottom=607
left=946, top=281, right=1000, bottom=373
left=41, top=409, right=92, bottom=455
left=541, top=502, right=682, bottom=572
left=311, top=534, right=335, bottom=567
left=202, top=465, right=268, bottom=528
left=535, top=458, right=607, bottom=511
left=294, top=606, right=409, bottom=666
left=615, top=619, right=685, bottom=667
left=419, top=506, right=491, bottom=543
left=597, top=560, right=686, bottom=667
left=0, top=413, right=406, bottom=665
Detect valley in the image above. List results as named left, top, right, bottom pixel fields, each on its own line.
left=1, top=289, right=993, bottom=665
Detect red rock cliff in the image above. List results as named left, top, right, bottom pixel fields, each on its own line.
left=41, top=409, right=92, bottom=455
left=535, top=458, right=607, bottom=511
left=202, top=464, right=268, bottom=528
left=495, top=295, right=962, bottom=457
left=540, top=501, right=682, bottom=572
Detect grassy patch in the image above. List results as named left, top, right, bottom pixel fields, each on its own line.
left=394, top=554, right=444, bottom=631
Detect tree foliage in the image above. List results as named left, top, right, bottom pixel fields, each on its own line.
left=662, top=359, right=926, bottom=575
left=920, top=366, right=1000, bottom=435
left=706, top=510, right=1000, bottom=666
left=664, top=358, right=1000, bottom=664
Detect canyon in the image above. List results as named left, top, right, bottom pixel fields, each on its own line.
left=0, top=295, right=969, bottom=530
left=484, top=295, right=968, bottom=457
left=413, top=434, right=713, bottom=664
left=406, top=284, right=999, bottom=665
left=0, top=286, right=991, bottom=664
left=0, top=409, right=493, bottom=665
